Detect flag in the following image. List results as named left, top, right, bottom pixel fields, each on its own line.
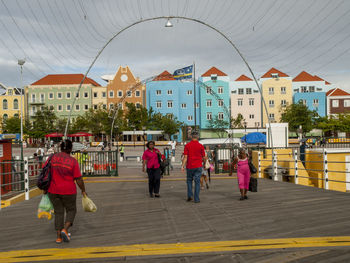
left=173, top=65, right=193, bottom=80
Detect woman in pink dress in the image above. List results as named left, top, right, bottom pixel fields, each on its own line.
left=233, top=148, right=250, bottom=200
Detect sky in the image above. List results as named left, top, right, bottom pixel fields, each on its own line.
left=0, top=0, right=350, bottom=91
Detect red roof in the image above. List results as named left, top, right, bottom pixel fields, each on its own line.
left=153, top=71, right=175, bottom=81
left=326, top=88, right=350, bottom=96
left=31, top=74, right=100, bottom=86
left=325, top=81, right=331, bottom=85
left=293, top=71, right=319, bottom=82
left=314, top=75, right=331, bottom=85
left=201, top=67, right=227, bottom=77
left=261, top=67, right=289, bottom=78
left=235, top=74, right=253, bottom=81
left=313, top=75, right=324, bottom=81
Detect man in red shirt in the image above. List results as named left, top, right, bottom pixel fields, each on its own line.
left=182, top=131, right=206, bottom=203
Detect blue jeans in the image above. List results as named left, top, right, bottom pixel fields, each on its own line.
left=186, top=167, right=202, bottom=202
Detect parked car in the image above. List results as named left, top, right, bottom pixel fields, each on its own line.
left=72, top=142, right=88, bottom=152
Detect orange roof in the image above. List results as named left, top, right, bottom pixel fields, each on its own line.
left=293, top=71, right=319, bottom=82
left=31, top=74, right=100, bottom=86
left=313, top=75, right=324, bottom=81
left=261, top=67, right=289, bottom=78
left=326, top=88, right=350, bottom=96
left=325, top=81, right=331, bottom=85
left=201, top=67, right=227, bottom=77
left=235, top=74, right=253, bottom=81
left=153, top=71, right=175, bottom=81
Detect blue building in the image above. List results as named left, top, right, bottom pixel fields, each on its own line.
left=199, top=67, right=230, bottom=130
left=292, top=71, right=329, bottom=117
left=146, top=71, right=200, bottom=141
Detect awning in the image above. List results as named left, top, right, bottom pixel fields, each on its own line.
left=68, top=132, right=93, bottom=137
left=122, top=130, right=164, bottom=135
left=45, top=132, right=63, bottom=138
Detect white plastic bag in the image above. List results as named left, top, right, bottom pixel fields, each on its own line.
left=82, top=194, right=97, bottom=212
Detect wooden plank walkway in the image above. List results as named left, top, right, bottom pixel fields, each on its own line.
left=1, top=173, right=350, bottom=262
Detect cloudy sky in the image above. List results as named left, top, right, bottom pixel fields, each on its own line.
left=0, top=0, right=350, bottom=90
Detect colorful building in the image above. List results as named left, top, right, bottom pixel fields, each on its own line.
left=146, top=71, right=200, bottom=141
left=199, top=67, right=230, bottom=130
left=292, top=71, right=328, bottom=117
left=27, top=74, right=100, bottom=120
left=260, top=68, right=292, bottom=126
left=92, top=86, right=107, bottom=110
left=104, top=66, right=145, bottom=110
left=0, top=86, right=25, bottom=121
left=231, top=74, right=261, bottom=128
left=326, top=88, right=350, bottom=116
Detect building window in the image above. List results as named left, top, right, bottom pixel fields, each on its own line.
left=196, top=102, right=199, bottom=108
left=93, top=105, right=98, bottom=110
left=136, top=103, right=141, bottom=108
left=156, top=101, right=162, bottom=108
left=301, top=86, right=307, bottom=93
left=269, top=113, right=275, bottom=121
left=271, top=73, right=279, bottom=78
left=238, top=88, right=244, bottom=95
left=109, top=103, right=114, bottom=109
left=344, top=100, right=350, bottom=107
left=135, top=90, right=141, bottom=97
left=181, top=103, right=187, bottom=109
left=102, top=104, right=107, bottom=110
left=126, top=91, right=131, bottom=97
left=2, top=99, right=7, bottom=110
left=75, top=92, right=79, bottom=98
left=281, top=87, right=286, bottom=94
left=238, top=99, right=243, bottom=106
left=299, top=99, right=307, bottom=105
left=66, top=92, right=71, bottom=99
left=40, top=94, right=45, bottom=102
left=218, top=99, right=224, bottom=107
left=206, top=112, right=212, bottom=120
left=13, top=99, right=19, bottom=110
left=218, top=112, right=224, bottom=120
left=206, top=99, right=212, bottom=107
left=109, top=91, right=114, bottom=98
left=75, top=104, right=80, bottom=111
left=246, top=88, right=252, bottom=95
left=167, top=100, right=173, bottom=108
left=56, top=93, right=62, bottom=100
left=313, top=99, right=319, bottom=106
left=84, top=92, right=89, bottom=98
left=49, top=93, right=54, bottom=99
left=249, top=114, right=254, bottom=119
left=206, top=87, right=211, bottom=94
left=281, top=100, right=287, bottom=107
left=31, top=94, right=36, bottom=103
left=166, top=113, right=174, bottom=119
left=84, top=104, right=89, bottom=110
left=249, top=98, right=254, bottom=106
left=8, top=89, right=12, bottom=95
left=167, top=90, right=173, bottom=95
left=211, top=75, right=217, bottom=81
left=269, top=87, right=274, bottom=95
left=66, top=104, right=71, bottom=111
left=332, top=100, right=339, bottom=107
left=188, top=115, right=193, bottom=121
left=269, top=100, right=274, bottom=107
left=187, top=90, right=193, bottom=95
left=118, top=103, right=123, bottom=109
left=218, top=86, right=223, bottom=94
left=3, top=114, right=8, bottom=120
left=58, top=105, right=63, bottom=111
left=93, top=92, right=98, bottom=98
left=156, top=90, right=161, bottom=95
left=40, top=106, right=44, bottom=111
left=309, top=86, right=315, bottom=92
left=118, top=90, right=123, bottom=97
left=49, top=105, right=54, bottom=110
left=102, top=92, right=106, bottom=98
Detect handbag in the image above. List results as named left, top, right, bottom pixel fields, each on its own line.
left=248, top=161, right=257, bottom=174
left=205, top=160, right=211, bottom=169
left=249, top=177, right=258, bottom=192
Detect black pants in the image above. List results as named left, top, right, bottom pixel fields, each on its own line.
left=147, top=168, right=161, bottom=195
left=48, top=193, right=77, bottom=231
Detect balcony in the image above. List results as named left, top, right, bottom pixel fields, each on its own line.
left=29, top=98, right=45, bottom=105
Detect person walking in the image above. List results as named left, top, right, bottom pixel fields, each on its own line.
left=205, top=145, right=214, bottom=182
left=170, top=140, right=176, bottom=157
left=120, top=144, right=125, bottom=160
left=47, top=139, right=86, bottom=244
left=142, top=141, right=161, bottom=198
left=164, top=147, right=173, bottom=171
left=232, top=148, right=250, bottom=201
left=182, top=131, right=206, bottom=203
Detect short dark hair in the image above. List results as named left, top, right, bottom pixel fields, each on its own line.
left=60, top=139, right=73, bottom=152
left=146, top=140, right=155, bottom=149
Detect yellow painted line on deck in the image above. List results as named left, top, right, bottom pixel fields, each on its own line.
left=1, top=236, right=350, bottom=262
left=84, top=177, right=237, bottom=183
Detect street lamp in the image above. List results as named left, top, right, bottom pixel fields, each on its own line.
left=142, top=126, right=146, bottom=152
left=244, top=122, right=247, bottom=144
left=133, top=128, right=136, bottom=148
left=18, top=59, right=25, bottom=160
left=165, top=18, right=173, bottom=27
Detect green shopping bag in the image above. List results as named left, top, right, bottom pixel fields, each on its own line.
left=37, top=194, right=54, bottom=220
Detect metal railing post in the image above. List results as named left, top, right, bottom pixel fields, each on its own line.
left=273, top=151, right=278, bottom=181
left=324, top=149, right=329, bottom=190
left=294, top=149, right=298, bottom=185
left=258, top=151, right=261, bottom=178
left=24, top=157, right=29, bottom=200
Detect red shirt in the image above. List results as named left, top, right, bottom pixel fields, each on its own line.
left=47, top=152, right=82, bottom=195
left=183, top=140, right=205, bottom=169
left=142, top=148, right=160, bottom=169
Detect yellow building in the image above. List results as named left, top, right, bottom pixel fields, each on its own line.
left=260, top=68, right=292, bottom=126
left=92, top=86, right=107, bottom=110
left=0, top=87, right=25, bottom=121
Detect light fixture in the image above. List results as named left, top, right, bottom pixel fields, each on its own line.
left=165, top=18, right=173, bottom=28
left=18, top=59, right=25, bottom=66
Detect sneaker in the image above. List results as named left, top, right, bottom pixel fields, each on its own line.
left=55, top=237, right=62, bottom=244
left=61, top=229, right=71, bottom=242
left=150, top=194, right=154, bottom=198
left=206, top=184, right=209, bottom=189
left=244, top=196, right=248, bottom=200
left=187, top=197, right=193, bottom=202
left=194, top=200, right=200, bottom=203
left=154, top=194, right=160, bottom=198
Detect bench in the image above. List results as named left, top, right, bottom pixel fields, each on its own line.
left=125, top=156, right=141, bottom=162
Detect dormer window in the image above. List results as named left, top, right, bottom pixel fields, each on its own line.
left=211, top=74, right=217, bottom=81
left=271, top=73, right=279, bottom=78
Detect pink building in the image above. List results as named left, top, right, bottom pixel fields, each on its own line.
left=231, top=74, right=261, bottom=128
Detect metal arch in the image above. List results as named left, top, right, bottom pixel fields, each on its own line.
left=64, top=16, right=273, bottom=148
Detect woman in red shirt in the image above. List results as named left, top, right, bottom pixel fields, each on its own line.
left=142, top=141, right=161, bottom=198
left=47, top=140, right=86, bottom=244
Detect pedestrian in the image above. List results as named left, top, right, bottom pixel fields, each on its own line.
left=182, top=131, right=206, bottom=203
left=142, top=141, right=161, bottom=198
left=164, top=147, right=173, bottom=171
left=205, top=145, right=214, bottom=182
left=170, top=140, right=176, bottom=157
left=232, top=148, right=250, bottom=201
left=200, top=164, right=209, bottom=190
left=47, top=139, right=87, bottom=244
left=120, top=144, right=125, bottom=160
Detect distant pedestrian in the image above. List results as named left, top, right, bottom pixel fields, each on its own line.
left=164, top=147, right=173, bottom=171
left=182, top=131, right=206, bottom=203
left=205, top=145, right=214, bottom=182
left=142, top=141, right=161, bottom=198
left=233, top=148, right=250, bottom=201
left=47, top=139, right=86, bottom=244
left=120, top=144, right=125, bottom=160
left=169, top=140, right=176, bottom=157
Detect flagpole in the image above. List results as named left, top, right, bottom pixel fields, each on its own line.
left=193, top=62, right=197, bottom=131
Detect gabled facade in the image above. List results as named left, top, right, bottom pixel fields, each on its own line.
left=199, top=67, right=230, bottom=130
left=326, top=88, right=350, bottom=116
left=260, top=68, right=292, bottom=126
left=292, top=71, right=328, bottom=117
left=231, top=74, right=261, bottom=128
left=0, top=86, right=25, bottom=122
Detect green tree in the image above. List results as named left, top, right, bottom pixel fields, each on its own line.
left=2, top=116, right=21, bottom=133
left=208, top=116, right=229, bottom=138
left=231, top=113, right=245, bottom=128
left=29, top=107, right=57, bottom=138
left=160, top=115, right=183, bottom=140
left=124, top=102, right=149, bottom=130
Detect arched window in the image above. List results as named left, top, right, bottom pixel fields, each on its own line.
left=13, top=99, right=19, bottom=109
left=14, top=113, right=19, bottom=118
left=3, top=114, right=8, bottom=120
left=3, top=99, right=8, bottom=110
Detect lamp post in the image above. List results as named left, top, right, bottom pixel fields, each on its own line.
left=18, top=59, right=25, bottom=160
left=133, top=128, right=136, bottom=148
left=142, top=126, right=146, bottom=152
left=244, top=122, right=247, bottom=144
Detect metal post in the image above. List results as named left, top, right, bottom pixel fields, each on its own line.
left=273, top=151, right=278, bottom=181
left=24, top=157, right=29, bottom=200
left=193, top=62, right=197, bottom=131
left=294, top=149, right=298, bottom=185
left=258, top=151, right=261, bottom=178
left=324, top=149, right=328, bottom=190
left=116, top=133, right=119, bottom=176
